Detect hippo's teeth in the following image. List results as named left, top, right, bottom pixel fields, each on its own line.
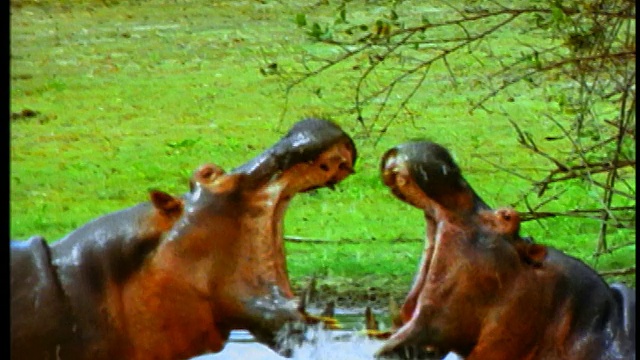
left=365, top=306, right=379, bottom=331
left=321, top=301, right=335, bottom=318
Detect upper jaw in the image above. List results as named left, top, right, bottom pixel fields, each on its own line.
left=381, top=141, right=487, bottom=221
left=279, top=141, right=356, bottom=195
left=381, top=148, right=438, bottom=214
left=229, top=118, right=357, bottom=191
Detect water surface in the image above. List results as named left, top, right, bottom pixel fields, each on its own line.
left=192, top=311, right=462, bottom=360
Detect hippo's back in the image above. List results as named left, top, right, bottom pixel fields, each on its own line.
left=11, top=236, right=75, bottom=359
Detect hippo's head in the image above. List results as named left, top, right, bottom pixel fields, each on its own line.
left=376, top=141, right=546, bottom=358
left=156, top=118, right=356, bottom=354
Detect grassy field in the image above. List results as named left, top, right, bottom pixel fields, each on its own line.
left=10, top=0, right=635, bottom=305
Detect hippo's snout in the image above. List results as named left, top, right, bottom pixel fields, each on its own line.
left=381, top=148, right=416, bottom=193
left=381, top=148, right=433, bottom=210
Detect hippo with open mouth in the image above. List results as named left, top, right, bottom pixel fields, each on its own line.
left=11, top=118, right=357, bottom=360
left=375, top=141, right=635, bottom=360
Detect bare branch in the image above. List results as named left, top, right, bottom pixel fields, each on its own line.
left=598, top=267, right=636, bottom=277
left=518, top=205, right=636, bottom=222
left=287, top=0, right=635, bottom=273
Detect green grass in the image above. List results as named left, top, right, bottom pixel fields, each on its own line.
left=10, top=0, right=635, bottom=303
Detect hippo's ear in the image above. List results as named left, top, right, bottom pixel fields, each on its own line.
left=149, top=190, right=183, bottom=215
left=516, top=242, right=547, bottom=267
left=190, top=163, right=226, bottom=191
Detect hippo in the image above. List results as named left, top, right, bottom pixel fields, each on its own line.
left=375, top=141, right=635, bottom=360
left=10, top=118, right=357, bottom=360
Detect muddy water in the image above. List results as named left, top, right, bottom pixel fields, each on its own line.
left=191, top=312, right=463, bottom=360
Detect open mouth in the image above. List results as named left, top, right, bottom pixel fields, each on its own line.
left=202, top=118, right=356, bottom=354
left=376, top=141, right=492, bottom=358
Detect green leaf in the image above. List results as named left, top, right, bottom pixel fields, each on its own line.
left=295, top=13, right=307, bottom=27
left=550, top=5, right=566, bottom=23
left=309, top=22, right=322, bottom=38
left=421, top=13, right=431, bottom=25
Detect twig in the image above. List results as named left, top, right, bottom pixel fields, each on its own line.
left=284, top=236, right=424, bottom=244
left=598, top=267, right=636, bottom=277
left=518, top=206, right=636, bottom=222
left=471, top=50, right=635, bottom=112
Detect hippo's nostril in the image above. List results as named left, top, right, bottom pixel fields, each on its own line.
left=320, top=163, right=330, bottom=172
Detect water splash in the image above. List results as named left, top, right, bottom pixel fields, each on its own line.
left=192, top=327, right=384, bottom=360
left=193, top=327, right=464, bottom=360
left=289, top=326, right=385, bottom=360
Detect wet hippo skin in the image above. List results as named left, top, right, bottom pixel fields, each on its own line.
left=376, top=141, right=635, bottom=360
left=11, top=236, right=75, bottom=359
left=10, top=118, right=357, bottom=360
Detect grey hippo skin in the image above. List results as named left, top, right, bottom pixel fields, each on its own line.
left=11, top=236, right=75, bottom=359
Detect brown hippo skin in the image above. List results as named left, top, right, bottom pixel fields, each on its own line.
left=375, top=141, right=635, bottom=360
left=10, top=118, right=357, bottom=360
